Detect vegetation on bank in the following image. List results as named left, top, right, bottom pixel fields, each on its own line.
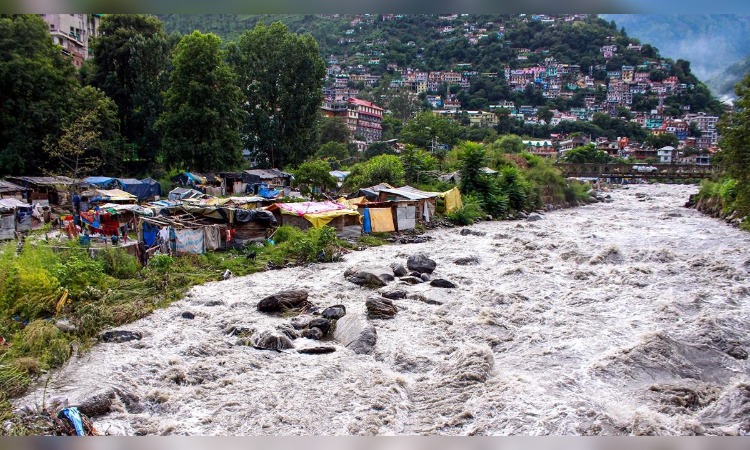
left=695, top=74, right=750, bottom=228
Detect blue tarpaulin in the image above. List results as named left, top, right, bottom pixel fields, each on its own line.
left=58, top=407, right=85, bottom=436
left=114, top=178, right=151, bottom=201
left=84, top=176, right=115, bottom=188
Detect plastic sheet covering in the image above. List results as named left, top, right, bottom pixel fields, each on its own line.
left=0, top=215, right=15, bottom=240
left=369, top=207, right=395, bottom=232
left=439, top=186, right=463, bottom=213
left=234, top=209, right=277, bottom=226
left=362, top=208, right=372, bottom=234
left=142, top=221, right=159, bottom=247
left=16, top=208, right=33, bottom=231
left=204, top=225, right=221, bottom=251
left=175, top=228, right=205, bottom=255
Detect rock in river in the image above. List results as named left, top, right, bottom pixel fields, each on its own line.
left=430, top=278, right=457, bottom=288
left=344, top=267, right=393, bottom=287
left=333, top=312, right=377, bottom=355
left=100, top=330, right=142, bottom=343
left=321, top=305, right=347, bottom=320
left=257, top=289, right=309, bottom=313
left=407, top=253, right=437, bottom=274
left=366, top=296, right=398, bottom=319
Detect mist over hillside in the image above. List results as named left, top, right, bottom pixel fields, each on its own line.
left=603, top=14, right=750, bottom=99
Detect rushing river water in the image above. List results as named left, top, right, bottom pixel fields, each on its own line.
left=16, top=184, right=750, bottom=435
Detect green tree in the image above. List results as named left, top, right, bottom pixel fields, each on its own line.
left=90, top=14, right=171, bottom=168
left=293, top=159, right=337, bottom=198
left=315, top=142, right=350, bottom=169
left=228, top=22, right=326, bottom=168
left=44, top=86, right=123, bottom=178
left=716, top=74, right=750, bottom=213
left=400, top=111, right=460, bottom=149
left=563, top=144, right=612, bottom=163
left=364, top=142, right=396, bottom=159
left=0, top=15, right=78, bottom=175
left=401, top=146, right=438, bottom=184
left=318, top=116, right=350, bottom=144
left=457, top=141, right=508, bottom=217
left=156, top=31, right=243, bottom=172
left=345, top=154, right=405, bottom=189
left=646, top=133, right=680, bottom=149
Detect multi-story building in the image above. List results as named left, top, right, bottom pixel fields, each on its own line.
left=40, top=14, right=100, bottom=68
left=346, top=98, right=383, bottom=143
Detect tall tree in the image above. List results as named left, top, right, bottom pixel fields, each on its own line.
left=0, top=15, right=78, bottom=175
left=318, top=116, right=350, bottom=144
left=91, top=14, right=172, bottom=167
left=44, top=86, right=122, bottom=178
left=228, top=22, right=326, bottom=168
left=156, top=31, right=243, bottom=172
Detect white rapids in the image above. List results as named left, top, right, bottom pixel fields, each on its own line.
left=15, top=183, right=750, bottom=435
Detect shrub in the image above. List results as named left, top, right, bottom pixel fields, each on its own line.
left=447, top=195, right=484, bottom=225
left=7, top=320, right=72, bottom=369
left=97, top=248, right=141, bottom=279
left=290, top=226, right=341, bottom=263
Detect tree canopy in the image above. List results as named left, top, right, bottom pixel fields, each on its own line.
left=156, top=31, right=243, bottom=172
left=228, top=22, right=326, bottom=169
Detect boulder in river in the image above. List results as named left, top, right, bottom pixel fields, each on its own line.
left=181, top=312, right=195, bottom=320
left=251, top=330, right=294, bottom=351
left=399, top=276, right=424, bottom=285
left=301, top=327, right=324, bottom=340
left=344, top=267, right=392, bottom=287
left=390, top=262, right=408, bottom=277
left=333, top=312, right=377, bottom=354
left=321, top=305, right=347, bottom=320
left=257, top=289, right=309, bottom=313
left=78, top=387, right=142, bottom=417
left=407, top=253, right=437, bottom=274
left=308, top=317, right=332, bottom=335
left=100, top=330, right=142, bottom=343
left=527, top=213, right=544, bottom=222
left=430, top=278, right=457, bottom=288
left=290, top=315, right=313, bottom=330
left=366, top=296, right=398, bottom=319
left=380, top=288, right=407, bottom=300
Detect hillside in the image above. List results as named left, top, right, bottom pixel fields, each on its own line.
left=603, top=14, right=750, bottom=99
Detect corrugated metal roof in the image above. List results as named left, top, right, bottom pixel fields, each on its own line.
left=6, top=176, right=77, bottom=186
left=0, top=180, right=29, bottom=193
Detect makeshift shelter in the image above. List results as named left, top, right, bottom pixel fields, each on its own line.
left=112, top=178, right=152, bottom=201
left=171, top=172, right=223, bottom=195
left=83, top=176, right=117, bottom=189
left=377, top=185, right=439, bottom=225
left=81, top=189, right=138, bottom=205
left=168, top=187, right=205, bottom=201
left=139, top=178, right=162, bottom=199
left=349, top=183, right=395, bottom=202
left=0, top=180, right=29, bottom=200
left=266, top=201, right=361, bottom=237
left=0, top=198, right=33, bottom=240
left=6, top=176, right=78, bottom=206
left=243, top=169, right=292, bottom=188
left=218, top=172, right=246, bottom=195
left=438, top=186, right=463, bottom=214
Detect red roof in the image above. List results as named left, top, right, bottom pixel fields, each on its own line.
left=347, top=97, right=383, bottom=111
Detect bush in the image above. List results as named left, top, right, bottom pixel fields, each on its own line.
left=447, top=195, right=484, bottom=225
left=7, top=320, right=72, bottom=369
left=97, top=248, right=141, bottom=279
left=290, top=226, right=341, bottom=263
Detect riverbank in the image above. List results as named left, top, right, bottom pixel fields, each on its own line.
left=9, top=183, right=750, bottom=435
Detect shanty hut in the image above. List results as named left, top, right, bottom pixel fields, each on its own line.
left=0, top=180, right=29, bottom=200
left=266, top=201, right=361, bottom=238
left=5, top=176, right=78, bottom=206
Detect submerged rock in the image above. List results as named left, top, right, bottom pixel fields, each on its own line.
left=251, top=330, right=294, bottom=351
left=399, top=276, right=424, bottom=285
left=298, top=346, right=336, bottom=355
left=100, top=330, right=142, bottom=343
left=257, top=289, right=309, bottom=313
left=181, top=312, right=195, bottom=320
left=454, top=256, right=479, bottom=266
left=407, top=253, right=437, bottom=274
left=78, top=388, right=142, bottom=417
left=290, top=315, right=313, bottom=330
left=430, top=278, right=457, bottom=288
left=527, top=213, right=544, bottom=222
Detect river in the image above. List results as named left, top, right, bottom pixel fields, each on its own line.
left=15, top=183, right=750, bottom=435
